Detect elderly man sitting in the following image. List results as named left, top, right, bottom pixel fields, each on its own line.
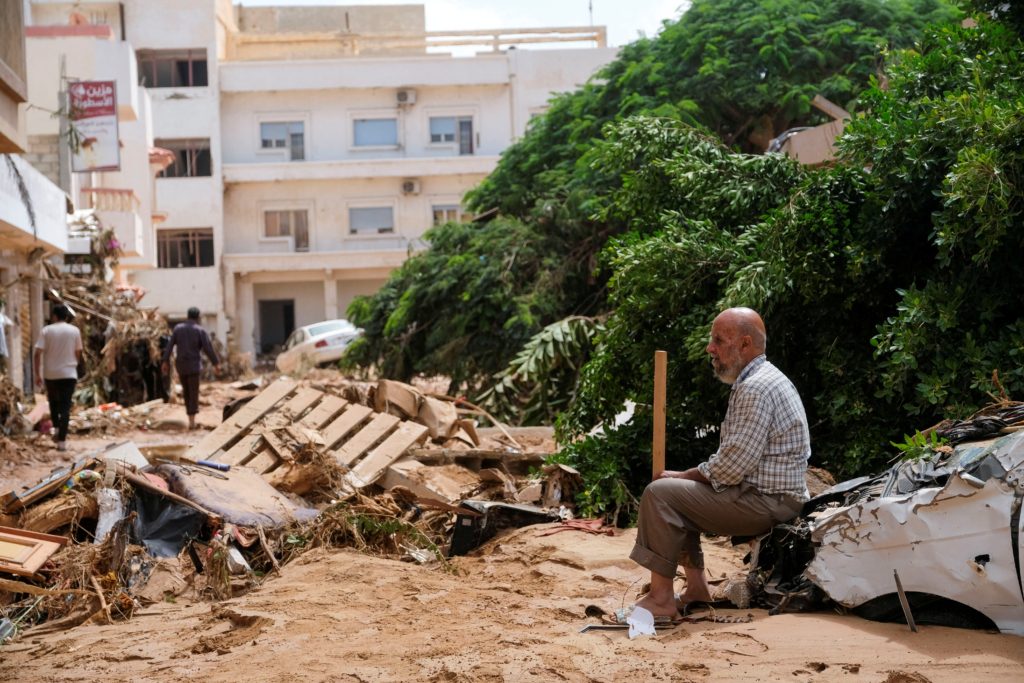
left=628, top=307, right=811, bottom=622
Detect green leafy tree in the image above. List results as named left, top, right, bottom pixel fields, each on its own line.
left=556, top=16, right=1024, bottom=518
left=468, top=0, right=959, bottom=217
left=348, top=0, right=957, bottom=401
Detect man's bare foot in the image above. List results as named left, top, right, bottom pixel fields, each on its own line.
left=675, top=589, right=714, bottom=608
left=633, top=592, right=680, bottom=619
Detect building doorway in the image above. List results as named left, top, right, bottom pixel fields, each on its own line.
left=258, top=299, right=295, bottom=354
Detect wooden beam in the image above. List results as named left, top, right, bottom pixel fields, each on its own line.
left=653, top=350, right=667, bottom=480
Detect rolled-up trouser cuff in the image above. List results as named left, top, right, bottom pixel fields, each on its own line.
left=629, top=543, right=679, bottom=579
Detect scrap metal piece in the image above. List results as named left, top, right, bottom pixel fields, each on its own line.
left=893, top=569, right=918, bottom=633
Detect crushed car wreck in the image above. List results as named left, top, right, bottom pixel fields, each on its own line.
left=753, top=412, right=1024, bottom=636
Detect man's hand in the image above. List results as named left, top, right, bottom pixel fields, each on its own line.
left=657, top=467, right=711, bottom=485
left=160, top=361, right=169, bottom=375
left=33, top=375, right=43, bottom=391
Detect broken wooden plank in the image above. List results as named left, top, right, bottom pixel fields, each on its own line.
left=334, top=412, right=400, bottom=468
left=188, top=378, right=298, bottom=461
left=320, top=404, right=374, bottom=451
left=280, top=388, right=324, bottom=421
left=220, top=434, right=264, bottom=467
left=1, top=459, right=99, bottom=513
left=408, top=448, right=549, bottom=464
left=300, top=395, right=348, bottom=430
left=380, top=458, right=481, bottom=504
left=284, top=424, right=325, bottom=449
left=246, top=449, right=280, bottom=475
left=249, top=431, right=294, bottom=474
left=347, top=422, right=429, bottom=488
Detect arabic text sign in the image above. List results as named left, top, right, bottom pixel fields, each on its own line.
left=69, top=80, right=120, bottom=172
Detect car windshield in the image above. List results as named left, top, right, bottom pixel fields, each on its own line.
left=306, top=320, right=354, bottom=338
left=283, top=330, right=303, bottom=350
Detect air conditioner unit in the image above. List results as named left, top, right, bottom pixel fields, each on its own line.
left=401, top=178, right=421, bottom=195
left=396, top=88, right=417, bottom=105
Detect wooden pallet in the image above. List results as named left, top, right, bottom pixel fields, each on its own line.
left=190, top=379, right=427, bottom=491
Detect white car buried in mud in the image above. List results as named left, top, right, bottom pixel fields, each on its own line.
left=275, top=319, right=362, bottom=374
left=751, top=407, right=1024, bottom=636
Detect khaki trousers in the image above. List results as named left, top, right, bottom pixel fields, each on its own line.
left=629, top=478, right=803, bottom=578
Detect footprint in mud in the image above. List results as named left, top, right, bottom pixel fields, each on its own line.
left=700, top=630, right=769, bottom=657
left=189, top=607, right=273, bottom=655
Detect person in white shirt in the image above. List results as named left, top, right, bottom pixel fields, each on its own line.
left=33, top=304, right=83, bottom=452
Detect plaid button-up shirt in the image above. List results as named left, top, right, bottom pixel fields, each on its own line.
left=697, top=355, right=811, bottom=501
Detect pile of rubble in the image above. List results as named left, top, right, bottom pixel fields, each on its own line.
left=0, top=377, right=582, bottom=642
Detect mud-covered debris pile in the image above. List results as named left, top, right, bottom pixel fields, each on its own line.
left=0, top=376, right=576, bottom=645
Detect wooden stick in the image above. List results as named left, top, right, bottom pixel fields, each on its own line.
left=256, top=524, right=281, bottom=576
left=115, top=464, right=221, bottom=521
left=89, top=574, right=112, bottom=624
left=653, top=350, right=667, bottom=480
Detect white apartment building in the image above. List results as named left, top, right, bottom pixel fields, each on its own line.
left=26, top=1, right=618, bottom=358
left=0, top=1, right=69, bottom=393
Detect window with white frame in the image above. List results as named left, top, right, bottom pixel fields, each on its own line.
left=429, top=116, right=474, bottom=155
left=260, top=121, right=305, bottom=160
left=349, top=207, right=394, bottom=234
left=264, top=209, right=310, bottom=251
left=431, top=204, right=472, bottom=226
left=353, top=118, right=398, bottom=147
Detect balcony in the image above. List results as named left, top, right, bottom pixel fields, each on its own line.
left=223, top=247, right=410, bottom=280
left=25, top=27, right=141, bottom=129
left=80, top=188, right=144, bottom=257
left=223, top=154, right=499, bottom=184
left=0, top=154, right=67, bottom=252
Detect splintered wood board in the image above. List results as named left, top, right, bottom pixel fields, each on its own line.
left=334, top=413, right=400, bottom=468
left=347, top=422, right=429, bottom=489
left=246, top=431, right=297, bottom=474
left=300, top=395, right=348, bottom=430
left=188, top=379, right=298, bottom=461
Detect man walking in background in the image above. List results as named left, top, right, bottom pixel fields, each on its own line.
left=162, top=307, right=220, bottom=430
left=33, top=304, right=83, bottom=452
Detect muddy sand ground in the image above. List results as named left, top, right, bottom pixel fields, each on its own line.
left=1, top=384, right=1022, bottom=682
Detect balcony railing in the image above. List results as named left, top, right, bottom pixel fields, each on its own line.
left=80, top=187, right=140, bottom=213
left=227, top=25, right=607, bottom=60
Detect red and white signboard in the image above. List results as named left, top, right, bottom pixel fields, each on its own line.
left=68, top=80, right=120, bottom=172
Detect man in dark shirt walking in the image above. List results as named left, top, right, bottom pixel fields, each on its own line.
left=161, top=307, right=220, bottom=430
